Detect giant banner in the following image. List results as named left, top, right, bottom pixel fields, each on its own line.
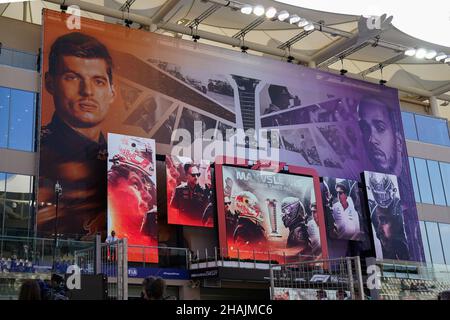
left=107, top=133, right=158, bottom=262
left=37, top=10, right=423, bottom=262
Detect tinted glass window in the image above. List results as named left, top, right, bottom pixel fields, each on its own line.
left=414, top=158, right=433, bottom=204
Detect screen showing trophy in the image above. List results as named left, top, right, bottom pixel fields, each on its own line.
left=218, top=165, right=323, bottom=263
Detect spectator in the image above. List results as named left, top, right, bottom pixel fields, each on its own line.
left=142, top=276, right=167, bottom=300
left=438, top=290, right=450, bottom=300
left=18, top=279, right=41, bottom=300
left=316, top=289, right=328, bottom=300
left=105, top=230, right=118, bottom=261
left=336, top=289, right=349, bottom=300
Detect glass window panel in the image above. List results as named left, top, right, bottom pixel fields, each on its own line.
left=440, top=162, right=450, bottom=206
left=425, top=222, right=445, bottom=264
left=426, top=160, right=447, bottom=206
left=401, top=112, right=418, bottom=140
left=409, top=157, right=421, bottom=203
left=11, top=51, right=36, bottom=70
left=0, top=48, right=13, bottom=66
left=4, top=174, right=33, bottom=237
left=8, top=89, right=35, bottom=151
left=419, top=221, right=432, bottom=263
left=0, top=87, right=10, bottom=148
left=415, top=114, right=450, bottom=146
left=414, top=158, right=433, bottom=204
left=0, top=173, right=6, bottom=236
left=439, top=223, right=450, bottom=265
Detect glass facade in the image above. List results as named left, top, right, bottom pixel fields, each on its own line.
left=0, top=47, right=37, bottom=70
left=0, top=86, right=36, bottom=151
left=409, top=157, right=450, bottom=206
left=401, top=111, right=450, bottom=147
left=421, top=221, right=449, bottom=265
left=0, top=173, right=34, bottom=238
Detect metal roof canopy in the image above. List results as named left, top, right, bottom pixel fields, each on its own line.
left=1, top=0, right=449, bottom=102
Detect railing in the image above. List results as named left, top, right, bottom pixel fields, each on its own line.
left=378, top=259, right=450, bottom=283
left=402, top=111, right=450, bottom=147
left=189, top=247, right=318, bottom=270
left=128, top=245, right=189, bottom=269
left=0, top=235, right=94, bottom=272
left=377, top=260, right=450, bottom=300
left=269, top=257, right=365, bottom=300
left=0, top=45, right=37, bottom=71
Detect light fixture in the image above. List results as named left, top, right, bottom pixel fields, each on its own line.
left=265, top=7, right=277, bottom=19
left=277, top=10, right=290, bottom=21
left=415, top=48, right=427, bottom=59
left=298, top=18, right=308, bottom=27
left=253, top=5, right=265, bottom=16
left=436, top=53, right=447, bottom=62
left=304, top=23, right=315, bottom=31
left=240, top=5, right=253, bottom=15
left=289, top=15, right=301, bottom=24
left=404, top=48, right=416, bottom=56
left=425, top=50, right=437, bottom=59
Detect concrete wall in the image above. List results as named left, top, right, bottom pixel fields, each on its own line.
left=0, top=16, right=41, bottom=53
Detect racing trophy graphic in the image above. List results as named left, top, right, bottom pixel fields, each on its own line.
left=266, top=199, right=282, bottom=237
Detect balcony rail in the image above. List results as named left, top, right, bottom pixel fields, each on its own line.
left=402, top=111, right=450, bottom=147
left=0, top=45, right=37, bottom=71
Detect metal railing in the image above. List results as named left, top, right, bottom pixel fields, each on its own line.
left=269, top=257, right=365, bottom=300
left=0, top=235, right=93, bottom=271
left=0, top=45, right=37, bottom=70
left=128, top=245, right=189, bottom=269
left=401, top=111, right=450, bottom=147
left=189, top=246, right=318, bottom=270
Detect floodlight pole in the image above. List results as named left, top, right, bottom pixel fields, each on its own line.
left=52, top=181, right=62, bottom=271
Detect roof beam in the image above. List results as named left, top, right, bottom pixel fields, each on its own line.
left=359, top=53, right=406, bottom=77
left=432, top=81, right=450, bottom=96
left=118, top=0, right=136, bottom=12
left=0, top=3, right=10, bottom=16
left=277, top=30, right=314, bottom=50
left=232, top=17, right=266, bottom=39
left=151, top=0, right=182, bottom=26
left=186, top=3, right=222, bottom=28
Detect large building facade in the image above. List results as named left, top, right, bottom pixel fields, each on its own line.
left=1, top=3, right=450, bottom=300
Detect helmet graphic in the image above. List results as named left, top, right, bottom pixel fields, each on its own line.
left=368, top=173, right=396, bottom=208
left=281, top=197, right=306, bottom=228
left=110, top=139, right=154, bottom=179
left=234, top=191, right=263, bottom=224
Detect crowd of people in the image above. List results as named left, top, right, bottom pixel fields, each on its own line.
left=0, top=256, right=35, bottom=273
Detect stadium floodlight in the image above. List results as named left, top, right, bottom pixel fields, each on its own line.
left=253, top=5, right=265, bottom=16
left=435, top=53, right=447, bottom=62
left=298, top=18, right=308, bottom=27
left=265, top=7, right=277, bottom=19
left=425, top=50, right=437, bottom=60
left=415, top=48, right=427, bottom=59
left=404, top=48, right=416, bottom=56
left=240, top=5, right=253, bottom=15
left=277, top=10, right=290, bottom=21
left=289, top=15, right=301, bottom=24
left=304, top=23, right=315, bottom=31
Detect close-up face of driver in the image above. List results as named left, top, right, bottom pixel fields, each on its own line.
left=46, top=55, right=115, bottom=129
left=187, top=166, right=200, bottom=187
left=375, top=211, right=394, bottom=243
left=359, top=100, right=397, bottom=172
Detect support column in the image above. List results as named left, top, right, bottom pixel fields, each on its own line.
left=429, top=96, right=441, bottom=117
